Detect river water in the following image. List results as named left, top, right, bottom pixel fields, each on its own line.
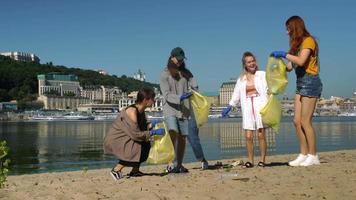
left=1, top=116, right=355, bottom=175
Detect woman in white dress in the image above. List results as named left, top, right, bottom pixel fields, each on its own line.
left=222, top=51, right=268, bottom=168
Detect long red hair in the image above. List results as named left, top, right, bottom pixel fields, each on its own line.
left=286, top=16, right=318, bottom=56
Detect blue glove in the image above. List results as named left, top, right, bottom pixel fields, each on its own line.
left=180, top=92, right=192, bottom=101
left=150, top=128, right=165, bottom=136
left=149, top=119, right=161, bottom=128
left=271, top=51, right=287, bottom=58
left=221, top=106, right=232, bottom=118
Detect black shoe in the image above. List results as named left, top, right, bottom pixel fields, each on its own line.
left=179, top=165, right=189, bottom=173
left=167, top=165, right=189, bottom=173
left=129, top=171, right=145, bottom=177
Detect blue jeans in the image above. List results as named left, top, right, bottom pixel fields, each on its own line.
left=187, top=112, right=206, bottom=161
left=295, top=67, right=323, bottom=98
left=164, top=116, right=189, bottom=136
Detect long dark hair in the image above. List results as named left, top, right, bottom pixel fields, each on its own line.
left=286, top=16, right=319, bottom=56
left=166, top=56, right=193, bottom=80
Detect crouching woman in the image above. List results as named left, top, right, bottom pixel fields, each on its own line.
left=103, top=87, right=164, bottom=180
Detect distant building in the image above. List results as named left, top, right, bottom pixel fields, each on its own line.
left=102, top=86, right=123, bottom=103
left=81, top=86, right=124, bottom=103
left=219, top=80, right=236, bottom=106
left=80, top=86, right=104, bottom=103
left=203, top=91, right=220, bottom=107
left=0, top=101, right=18, bottom=111
left=339, top=99, right=355, bottom=112
left=133, top=69, right=146, bottom=82
left=0, top=51, right=40, bottom=63
left=37, top=73, right=81, bottom=97
left=38, top=95, right=90, bottom=110
left=97, top=69, right=108, bottom=75
left=128, top=91, right=138, bottom=98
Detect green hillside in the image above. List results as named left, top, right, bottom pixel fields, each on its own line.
left=0, top=55, right=158, bottom=104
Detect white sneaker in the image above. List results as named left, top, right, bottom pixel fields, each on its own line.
left=300, top=154, right=320, bottom=166
left=288, top=154, right=308, bottom=166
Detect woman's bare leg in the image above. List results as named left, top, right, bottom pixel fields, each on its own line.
left=257, top=128, right=266, bottom=163
left=294, top=94, right=309, bottom=154
left=300, top=96, right=318, bottom=155
left=245, top=130, right=254, bottom=164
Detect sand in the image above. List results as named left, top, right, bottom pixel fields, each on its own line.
left=1, top=149, right=356, bottom=200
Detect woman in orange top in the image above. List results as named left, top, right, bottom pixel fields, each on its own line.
left=271, top=16, right=323, bottom=167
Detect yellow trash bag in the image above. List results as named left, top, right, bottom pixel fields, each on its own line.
left=261, top=57, right=288, bottom=132
left=266, top=56, right=288, bottom=94
left=147, top=123, right=175, bottom=164
left=190, top=90, right=210, bottom=127
left=260, top=94, right=282, bottom=131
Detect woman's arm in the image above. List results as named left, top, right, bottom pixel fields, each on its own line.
left=285, top=48, right=312, bottom=67
left=286, top=61, right=293, bottom=72
left=159, top=71, right=180, bottom=105
left=189, top=77, right=199, bottom=91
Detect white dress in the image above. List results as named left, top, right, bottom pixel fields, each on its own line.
left=229, top=71, right=268, bottom=130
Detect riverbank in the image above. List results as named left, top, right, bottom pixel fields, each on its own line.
left=1, top=149, right=355, bottom=200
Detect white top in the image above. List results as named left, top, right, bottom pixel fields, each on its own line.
left=229, top=71, right=268, bottom=130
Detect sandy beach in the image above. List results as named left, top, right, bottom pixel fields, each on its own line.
left=1, top=149, right=356, bottom=200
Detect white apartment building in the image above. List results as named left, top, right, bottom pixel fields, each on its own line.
left=38, top=73, right=81, bottom=97
left=1, top=51, right=40, bottom=63
left=81, top=86, right=125, bottom=103
left=102, top=86, right=123, bottom=103
left=80, top=86, right=104, bottom=103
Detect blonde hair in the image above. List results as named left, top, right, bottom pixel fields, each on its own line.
left=239, top=51, right=258, bottom=80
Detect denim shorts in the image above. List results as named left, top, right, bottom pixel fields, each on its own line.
left=296, top=71, right=323, bottom=98
left=164, top=116, right=189, bottom=136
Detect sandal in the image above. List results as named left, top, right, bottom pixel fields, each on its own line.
left=257, top=161, right=266, bottom=167
left=243, top=161, right=254, bottom=168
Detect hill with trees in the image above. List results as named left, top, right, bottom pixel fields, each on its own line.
left=0, top=55, right=158, bottom=108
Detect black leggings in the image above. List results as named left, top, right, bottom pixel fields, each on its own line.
left=118, top=142, right=151, bottom=168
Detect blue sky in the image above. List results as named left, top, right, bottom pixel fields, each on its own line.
left=1, top=0, right=355, bottom=98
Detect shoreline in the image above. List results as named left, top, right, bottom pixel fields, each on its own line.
left=1, top=149, right=356, bottom=200
left=6, top=147, right=356, bottom=176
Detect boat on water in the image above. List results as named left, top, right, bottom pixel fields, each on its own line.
left=31, top=112, right=95, bottom=121
left=31, top=115, right=57, bottom=121
left=94, top=113, right=118, bottom=121
left=62, top=113, right=95, bottom=120
left=337, top=112, right=356, bottom=117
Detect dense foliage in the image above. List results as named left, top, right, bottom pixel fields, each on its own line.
left=0, top=55, right=158, bottom=107
left=0, top=141, right=10, bottom=188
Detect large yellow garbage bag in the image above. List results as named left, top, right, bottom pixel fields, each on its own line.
left=260, top=94, right=282, bottom=131
left=190, top=90, right=210, bottom=127
left=261, top=57, right=288, bottom=132
left=266, top=57, right=288, bottom=94
left=147, top=123, right=175, bottom=164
